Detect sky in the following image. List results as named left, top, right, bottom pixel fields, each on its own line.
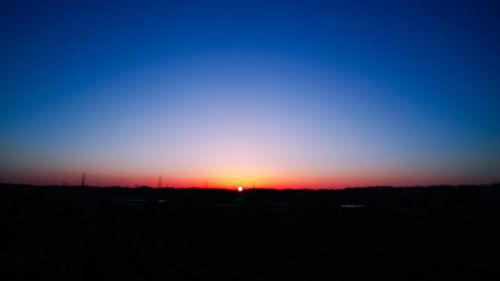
left=1, top=0, right=499, bottom=188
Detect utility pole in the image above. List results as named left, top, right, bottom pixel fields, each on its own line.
left=81, top=173, right=86, bottom=187
left=204, top=179, right=208, bottom=189
left=158, top=176, right=162, bottom=188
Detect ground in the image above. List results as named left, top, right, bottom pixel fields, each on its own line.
left=1, top=184, right=499, bottom=280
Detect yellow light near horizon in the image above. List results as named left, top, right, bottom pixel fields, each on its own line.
left=237, top=186, right=244, bottom=192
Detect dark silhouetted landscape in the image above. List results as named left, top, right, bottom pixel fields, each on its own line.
left=1, top=183, right=499, bottom=281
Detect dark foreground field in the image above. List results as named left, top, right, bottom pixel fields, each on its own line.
left=1, top=183, right=499, bottom=281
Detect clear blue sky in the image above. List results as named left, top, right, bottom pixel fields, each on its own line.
left=1, top=0, right=499, bottom=187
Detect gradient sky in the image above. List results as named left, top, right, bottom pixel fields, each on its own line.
left=1, top=0, right=499, bottom=188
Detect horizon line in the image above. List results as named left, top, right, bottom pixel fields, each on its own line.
left=1, top=181, right=499, bottom=191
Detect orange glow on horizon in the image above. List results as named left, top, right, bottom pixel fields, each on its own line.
left=4, top=165, right=496, bottom=189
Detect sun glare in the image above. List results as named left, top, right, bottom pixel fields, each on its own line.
left=237, top=186, right=244, bottom=192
